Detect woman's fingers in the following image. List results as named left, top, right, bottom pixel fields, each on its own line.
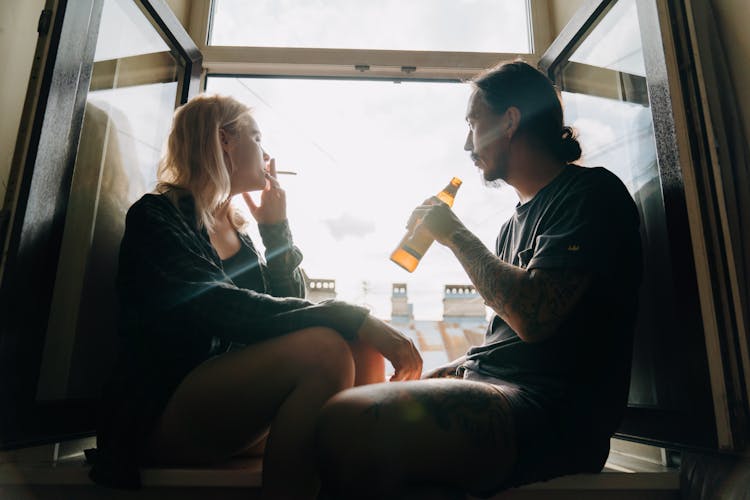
left=242, top=192, right=258, bottom=215
left=389, top=340, right=422, bottom=381
left=264, top=159, right=281, bottom=191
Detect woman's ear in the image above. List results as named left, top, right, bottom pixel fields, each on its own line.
left=218, top=128, right=232, bottom=153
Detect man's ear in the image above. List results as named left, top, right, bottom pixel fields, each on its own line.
left=504, top=106, right=521, bottom=138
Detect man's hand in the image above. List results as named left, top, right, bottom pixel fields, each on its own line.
left=407, top=197, right=466, bottom=246
left=242, top=158, right=287, bottom=224
left=356, top=315, right=422, bottom=381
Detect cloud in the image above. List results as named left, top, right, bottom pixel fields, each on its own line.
left=323, top=213, right=376, bottom=240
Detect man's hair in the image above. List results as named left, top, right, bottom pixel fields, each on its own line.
left=471, top=60, right=582, bottom=164
left=156, top=93, right=250, bottom=231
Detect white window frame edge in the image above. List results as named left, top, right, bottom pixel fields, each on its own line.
left=187, top=0, right=548, bottom=81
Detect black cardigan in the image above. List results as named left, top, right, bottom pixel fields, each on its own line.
left=89, top=192, right=368, bottom=488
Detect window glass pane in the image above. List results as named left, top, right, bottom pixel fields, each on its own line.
left=94, top=0, right=170, bottom=62
left=210, top=0, right=531, bottom=53
left=37, top=0, right=180, bottom=401
left=569, top=0, right=645, bottom=77
left=206, top=76, right=519, bottom=372
left=558, top=0, right=676, bottom=409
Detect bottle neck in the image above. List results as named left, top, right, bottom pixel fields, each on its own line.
left=437, top=181, right=461, bottom=206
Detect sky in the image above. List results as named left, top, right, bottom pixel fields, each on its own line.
left=205, top=0, right=534, bottom=320
left=206, top=76, right=519, bottom=320
left=210, top=0, right=531, bottom=53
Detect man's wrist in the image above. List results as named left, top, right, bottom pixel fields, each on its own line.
left=446, top=225, right=471, bottom=252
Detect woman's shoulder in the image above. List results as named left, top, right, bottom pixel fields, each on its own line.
left=128, top=192, right=171, bottom=217
left=125, top=192, right=189, bottom=230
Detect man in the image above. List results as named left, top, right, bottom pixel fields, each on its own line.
left=315, top=60, right=643, bottom=499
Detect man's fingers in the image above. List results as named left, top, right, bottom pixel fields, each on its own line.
left=268, top=158, right=277, bottom=178
left=406, top=207, right=430, bottom=229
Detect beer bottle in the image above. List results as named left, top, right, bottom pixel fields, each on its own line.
left=390, top=177, right=462, bottom=272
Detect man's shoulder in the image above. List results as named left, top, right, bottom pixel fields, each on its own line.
left=567, top=165, right=625, bottom=189
left=562, top=165, right=634, bottom=206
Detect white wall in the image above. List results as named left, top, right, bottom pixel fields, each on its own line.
left=549, top=0, right=586, bottom=40
left=712, top=0, right=750, bottom=148
left=164, top=0, right=192, bottom=29
left=0, top=0, right=46, bottom=202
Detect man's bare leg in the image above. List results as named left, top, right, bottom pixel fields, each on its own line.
left=315, top=379, right=517, bottom=499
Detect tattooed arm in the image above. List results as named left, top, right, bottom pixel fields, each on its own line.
left=413, top=201, right=592, bottom=343
left=448, top=227, right=591, bottom=342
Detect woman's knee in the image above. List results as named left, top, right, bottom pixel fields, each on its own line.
left=289, top=327, right=356, bottom=389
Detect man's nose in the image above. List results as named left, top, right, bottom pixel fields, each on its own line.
left=464, top=131, right=473, bottom=152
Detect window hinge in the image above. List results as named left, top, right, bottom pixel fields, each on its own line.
left=37, top=9, right=52, bottom=35
left=354, top=64, right=370, bottom=72
left=0, top=209, right=9, bottom=251
left=401, top=66, right=417, bottom=74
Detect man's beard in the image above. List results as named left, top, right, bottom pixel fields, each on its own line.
left=479, top=158, right=508, bottom=188
left=481, top=173, right=506, bottom=189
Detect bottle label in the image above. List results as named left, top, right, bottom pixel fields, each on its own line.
left=401, top=244, right=424, bottom=259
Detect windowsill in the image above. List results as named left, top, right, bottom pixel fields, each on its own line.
left=0, top=438, right=679, bottom=493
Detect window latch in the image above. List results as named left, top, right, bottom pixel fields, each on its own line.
left=37, top=9, right=52, bottom=35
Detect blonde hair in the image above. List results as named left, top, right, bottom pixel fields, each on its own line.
left=157, top=94, right=250, bottom=231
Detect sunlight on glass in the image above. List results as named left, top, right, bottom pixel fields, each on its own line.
left=210, top=0, right=531, bottom=53
left=94, top=0, right=170, bottom=62
left=569, top=0, right=645, bottom=77
left=564, top=91, right=655, bottom=192
left=206, top=77, right=519, bottom=321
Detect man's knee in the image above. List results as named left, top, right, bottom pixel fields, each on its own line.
left=315, top=386, right=388, bottom=467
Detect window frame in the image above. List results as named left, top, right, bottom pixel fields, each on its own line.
left=541, top=0, right=747, bottom=453
left=189, top=0, right=549, bottom=82
left=0, top=0, right=201, bottom=450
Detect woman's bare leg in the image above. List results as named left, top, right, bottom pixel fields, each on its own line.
left=315, top=379, right=518, bottom=499
left=145, top=327, right=355, bottom=499
left=230, top=340, right=383, bottom=461
left=349, top=339, right=386, bottom=385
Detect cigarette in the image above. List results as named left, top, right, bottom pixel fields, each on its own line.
left=276, top=170, right=297, bottom=175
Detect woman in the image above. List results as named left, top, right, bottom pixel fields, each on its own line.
left=89, top=94, right=422, bottom=499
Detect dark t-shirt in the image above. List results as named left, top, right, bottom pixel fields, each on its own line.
left=465, top=165, right=642, bottom=428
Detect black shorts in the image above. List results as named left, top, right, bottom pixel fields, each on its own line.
left=459, top=366, right=611, bottom=495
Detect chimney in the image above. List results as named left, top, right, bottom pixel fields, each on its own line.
left=442, top=284, right=485, bottom=322
left=301, top=269, right=337, bottom=302
left=391, top=283, right=413, bottom=322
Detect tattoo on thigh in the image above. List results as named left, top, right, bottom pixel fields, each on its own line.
left=362, top=385, right=512, bottom=448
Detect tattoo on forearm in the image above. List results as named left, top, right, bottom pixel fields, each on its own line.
left=449, top=228, right=590, bottom=340
left=449, top=227, right=522, bottom=322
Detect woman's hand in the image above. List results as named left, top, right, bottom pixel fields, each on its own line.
left=356, top=315, right=422, bottom=381
left=421, top=355, right=466, bottom=379
left=242, top=158, right=287, bottom=224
